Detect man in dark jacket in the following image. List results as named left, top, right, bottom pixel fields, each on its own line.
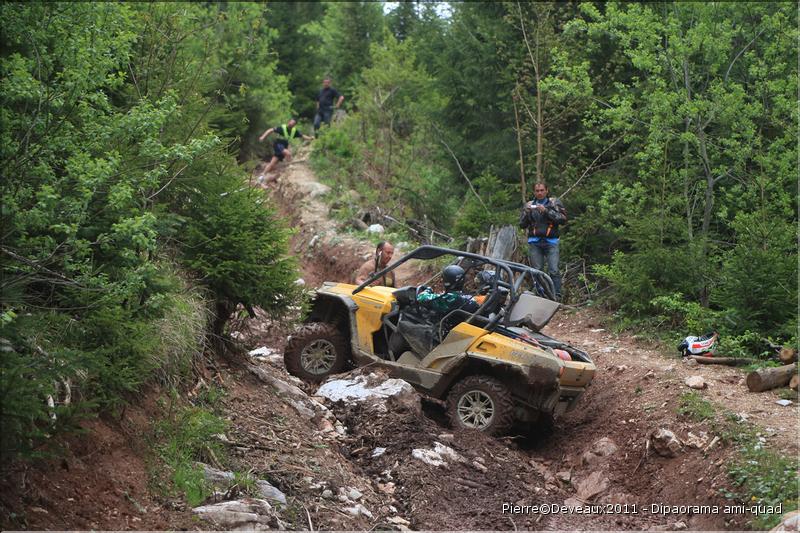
left=519, top=182, right=567, bottom=300
left=313, top=77, right=344, bottom=136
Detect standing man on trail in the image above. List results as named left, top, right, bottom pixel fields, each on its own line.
left=355, top=241, right=396, bottom=287
left=258, top=118, right=313, bottom=176
left=519, top=182, right=567, bottom=301
left=313, top=76, right=344, bottom=136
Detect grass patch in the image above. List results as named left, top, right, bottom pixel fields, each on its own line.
left=677, top=391, right=716, bottom=422
left=717, top=415, right=799, bottom=529
left=152, top=399, right=228, bottom=506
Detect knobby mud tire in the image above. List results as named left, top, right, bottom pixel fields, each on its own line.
left=284, top=322, right=350, bottom=383
left=446, top=375, right=515, bottom=436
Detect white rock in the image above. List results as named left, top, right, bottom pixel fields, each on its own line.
left=650, top=428, right=683, bottom=457
left=256, top=480, right=287, bottom=505
left=294, top=278, right=305, bottom=286
left=576, top=472, right=610, bottom=501
left=367, top=224, right=385, bottom=234
left=673, top=520, right=687, bottom=530
left=772, top=510, right=800, bottom=531
left=372, top=447, right=386, bottom=458
left=775, top=399, right=793, bottom=407
left=591, top=328, right=605, bottom=333
left=317, top=373, right=420, bottom=413
left=347, top=488, right=363, bottom=501
left=683, top=431, right=710, bottom=449
left=684, top=375, right=707, bottom=389
left=388, top=516, right=410, bottom=526
left=582, top=437, right=618, bottom=465
left=411, top=442, right=464, bottom=467
left=197, top=462, right=235, bottom=486
left=192, top=498, right=276, bottom=530
left=556, top=471, right=572, bottom=483
left=306, top=181, right=331, bottom=199
left=343, top=503, right=373, bottom=519
left=249, top=346, right=277, bottom=357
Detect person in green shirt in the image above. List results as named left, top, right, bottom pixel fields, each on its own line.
left=416, top=265, right=480, bottom=314
left=258, top=119, right=313, bottom=176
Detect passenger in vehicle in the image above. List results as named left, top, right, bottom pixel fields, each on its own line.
left=416, top=265, right=480, bottom=314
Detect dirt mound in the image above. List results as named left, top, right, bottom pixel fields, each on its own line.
left=0, top=392, right=196, bottom=530
left=333, top=397, right=555, bottom=530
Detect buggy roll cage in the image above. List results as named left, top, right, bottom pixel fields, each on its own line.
left=353, top=245, right=556, bottom=330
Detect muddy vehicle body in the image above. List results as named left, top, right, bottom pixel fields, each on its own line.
left=284, top=246, right=596, bottom=435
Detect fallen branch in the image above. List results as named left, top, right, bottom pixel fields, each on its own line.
left=689, top=356, right=753, bottom=366
left=455, top=478, right=485, bottom=489
left=437, top=137, right=489, bottom=213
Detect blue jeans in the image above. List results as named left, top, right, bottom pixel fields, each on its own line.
left=313, top=107, right=333, bottom=133
left=528, top=241, right=561, bottom=300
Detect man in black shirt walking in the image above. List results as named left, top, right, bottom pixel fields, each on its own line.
left=313, top=77, right=344, bottom=136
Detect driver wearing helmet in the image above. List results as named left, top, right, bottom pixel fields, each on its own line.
left=416, top=265, right=480, bottom=314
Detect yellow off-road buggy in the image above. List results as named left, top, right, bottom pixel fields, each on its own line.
left=284, top=246, right=595, bottom=435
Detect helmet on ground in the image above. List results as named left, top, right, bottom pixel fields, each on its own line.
left=442, top=265, right=466, bottom=292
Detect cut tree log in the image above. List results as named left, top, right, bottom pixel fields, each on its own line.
left=689, top=355, right=753, bottom=366
left=746, top=363, right=797, bottom=393
left=790, top=374, right=799, bottom=391
left=779, top=346, right=798, bottom=364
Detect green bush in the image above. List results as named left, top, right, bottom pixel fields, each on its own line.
left=453, top=173, right=519, bottom=238
left=713, top=210, right=797, bottom=339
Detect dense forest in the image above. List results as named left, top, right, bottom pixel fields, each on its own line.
left=1, top=1, right=797, bottom=464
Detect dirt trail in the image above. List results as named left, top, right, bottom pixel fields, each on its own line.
left=3, top=149, right=796, bottom=531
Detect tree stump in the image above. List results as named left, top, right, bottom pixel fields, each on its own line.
left=789, top=374, right=799, bottom=391
left=779, top=346, right=798, bottom=364
left=746, top=363, right=797, bottom=392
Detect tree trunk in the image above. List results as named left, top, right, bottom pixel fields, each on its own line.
left=790, top=374, right=799, bottom=391
left=746, top=363, right=797, bottom=392
left=487, top=225, right=517, bottom=261
left=535, top=68, right=543, bottom=183
left=513, top=92, right=526, bottom=204
left=212, top=300, right=235, bottom=355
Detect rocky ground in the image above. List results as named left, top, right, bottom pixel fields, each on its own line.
left=2, top=148, right=797, bottom=531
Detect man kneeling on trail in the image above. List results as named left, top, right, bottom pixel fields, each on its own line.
left=355, top=241, right=396, bottom=287
left=258, top=119, right=313, bottom=176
